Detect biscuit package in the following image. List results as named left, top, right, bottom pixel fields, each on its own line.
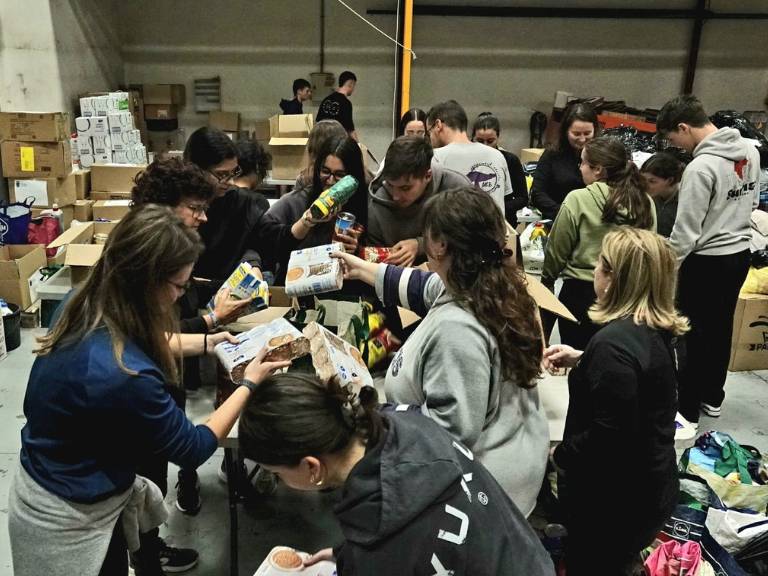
left=358, top=246, right=392, bottom=263
left=213, top=318, right=309, bottom=383
left=303, top=322, right=373, bottom=393
left=208, top=262, right=269, bottom=317
left=285, top=243, right=344, bottom=298
left=254, top=546, right=336, bottom=576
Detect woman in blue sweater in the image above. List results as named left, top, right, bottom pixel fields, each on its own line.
left=8, top=206, right=289, bottom=576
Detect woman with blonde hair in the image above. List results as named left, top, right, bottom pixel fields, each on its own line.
left=544, top=226, right=688, bottom=576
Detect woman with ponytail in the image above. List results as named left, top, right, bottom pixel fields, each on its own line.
left=542, top=136, right=656, bottom=349
left=239, top=374, right=553, bottom=575
left=333, top=187, right=549, bottom=517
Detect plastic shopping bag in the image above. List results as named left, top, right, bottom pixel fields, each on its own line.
left=0, top=197, right=35, bottom=245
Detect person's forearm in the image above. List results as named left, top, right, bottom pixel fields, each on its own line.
left=354, top=260, right=380, bottom=286
left=167, top=333, right=207, bottom=357
left=205, top=386, right=251, bottom=440
left=291, top=216, right=314, bottom=241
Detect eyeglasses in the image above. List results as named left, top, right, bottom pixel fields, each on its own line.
left=184, top=202, right=209, bottom=217
left=319, top=166, right=348, bottom=181
left=209, top=166, right=242, bottom=183
left=426, top=121, right=438, bottom=135
left=168, top=279, right=192, bottom=293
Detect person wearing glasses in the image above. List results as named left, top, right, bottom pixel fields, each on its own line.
left=368, top=136, right=469, bottom=267
left=398, top=107, right=428, bottom=137
left=8, top=206, right=290, bottom=576
left=184, top=128, right=270, bottom=296
left=260, top=134, right=368, bottom=284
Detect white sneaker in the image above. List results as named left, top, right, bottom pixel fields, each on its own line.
left=700, top=403, right=721, bottom=418
left=674, top=413, right=699, bottom=448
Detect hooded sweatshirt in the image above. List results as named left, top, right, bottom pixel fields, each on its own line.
left=542, top=181, right=657, bottom=285
left=367, top=162, right=469, bottom=260
left=334, top=409, right=554, bottom=576
left=279, top=98, right=303, bottom=115
left=670, top=127, right=761, bottom=262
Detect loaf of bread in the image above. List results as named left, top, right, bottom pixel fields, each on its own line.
left=303, top=322, right=373, bottom=393
left=214, top=318, right=309, bottom=383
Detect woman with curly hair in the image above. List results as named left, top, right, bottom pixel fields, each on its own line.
left=333, top=186, right=549, bottom=516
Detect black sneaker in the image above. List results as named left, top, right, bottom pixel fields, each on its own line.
left=158, top=539, right=199, bottom=573
left=175, top=469, right=201, bottom=516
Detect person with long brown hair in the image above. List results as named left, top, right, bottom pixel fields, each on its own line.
left=542, top=136, right=656, bottom=349
left=544, top=227, right=687, bottom=576
left=333, top=186, right=549, bottom=516
left=8, top=206, right=290, bottom=576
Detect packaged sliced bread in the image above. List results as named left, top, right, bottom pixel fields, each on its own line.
left=285, top=243, right=344, bottom=298
left=214, top=318, right=309, bottom=382
left=303, top=321, right=373, bottom=392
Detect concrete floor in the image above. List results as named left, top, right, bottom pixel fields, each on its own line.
left=0, top=326, right=766, bottom=575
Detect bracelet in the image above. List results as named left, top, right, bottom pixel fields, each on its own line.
left=207, top=311, right=220, bottom=328
left=238, top=378, right=258, bottom=392
left=203, top=332, right=209, bottom=355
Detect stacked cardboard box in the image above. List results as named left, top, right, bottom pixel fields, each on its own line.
left=76, top=92, right=147, bottom=167
left=143, top=84, right=185, bottom=131
left=89, top=163, right=146, bottom=219
left=209, top=111, right=241, bottom=140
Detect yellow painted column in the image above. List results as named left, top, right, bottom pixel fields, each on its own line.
left=400, top=0, right=414, bottom=117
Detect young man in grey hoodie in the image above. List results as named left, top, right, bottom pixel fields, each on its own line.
left=657, top=95, right=761, bottom=423
left=368, top=136, right=469, bottom=266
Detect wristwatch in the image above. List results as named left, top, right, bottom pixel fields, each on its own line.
left=238, top=378, right=258, bottom=392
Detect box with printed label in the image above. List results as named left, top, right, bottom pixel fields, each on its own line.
left=75, top=116, right=109, bottom=138
left=74, top=169, right=91, bottom=199
left=76, top=136, right=94, bottom=155
left=92, top=199, right=131, bottom=221
left=729, top=294, right=768, bottom=371
left=0, top=112, right=70, bottom=142
left=79, top=152, right=112, bottom=168
left=0, top=245, right=47, bottom=310
left=112, top=146, right=147, bottom=165
left=73, top=199, right=94, bottom=222
left=107, top=92, right=130, bottom=114
left=142, top=84, right=186, bottom=105
left=91, top=135, right=112, bottom=155
left=107, top=112, right=135, bottom=135
left=144, top=104, right=178, bottom=120
left=91, top=164, right=146, bottom=192
left=1, top=140, right=72, bottom=178
left=110, top=130, right=142, bottom=151
left=9, top=174, right=77, bottom=207
left=79, top=97, right=96, bottom=117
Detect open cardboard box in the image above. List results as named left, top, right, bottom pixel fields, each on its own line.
left=0, top=245, right=47, bottom=310
left=729, top=293, right=768, bottom=371
left=269, top=114, right=312, bottom=180
left=47, top=221, right=118, bottom=283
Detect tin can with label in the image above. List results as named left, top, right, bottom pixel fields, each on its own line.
left=334, top=212, right=356, bottom=237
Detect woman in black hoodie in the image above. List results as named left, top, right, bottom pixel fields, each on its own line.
left=238, top=374, right=554, bottom=576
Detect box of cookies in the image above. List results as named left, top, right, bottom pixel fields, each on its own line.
left=208, top=261, right=269, bottom=317
left=253, top=546, right=336, bottom=575
left=213, top=318, right=309, bottom=383
left=303, top=322, right=373, bottom=392
left=285, top=243, right=344, bottom=298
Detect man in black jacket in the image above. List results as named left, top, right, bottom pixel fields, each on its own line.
left=279, top=78, right=312, bottom=115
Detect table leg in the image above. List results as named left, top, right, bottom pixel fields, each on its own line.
left=224, top=447, right=239, bottom=576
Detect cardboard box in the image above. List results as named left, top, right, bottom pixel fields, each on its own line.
left=144, top=104, right=178, bottom=120
left=107, top=112, right=135, bottom=135
left=79, top=96, right=96, bottom=118
left=107, top=92, right=130, bottom=114
left=75, top=116, right=109, bottom=138
left=0, top=112, right=70, bottom=142
left=32, top=205, right=74, bottom=230
left=1, top=140, right=72, bottom=178
left=112, top=146, right=147, bottom=165
left=110, top=130, right=142, bottom=150
left=91, top=135, right=112, bottom=155
left=268, top=114, right=311, bottom=181
left=47, top=222, right=118, bottom=283
left=520, top=148, right=545, bottom=164
left=76, top=136, right=93, bottom=155
left=91, top=190, right=132, bottom=201
left=253, top=119, right=271, bottom=142
left=91, top=163, right=146, bottom=192
left=73, top=199, right=94, bottom=222
left=74, top=169, right=91, bottom=200
left=80, top=152, right=112, bottom=168
left=92, top=199, right=131, bottom=221
left=143, top=84, right=186, bottom=105
left=10, top=173, right=77, bottom=207
left=0, top=245, right=47, bottom=310
left=729, top=294, right=768, bottom=371
left=209, top=111, right=240, bottom=132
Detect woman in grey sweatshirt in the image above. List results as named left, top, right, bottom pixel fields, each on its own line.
left=334, top=187, right=550, bottom=516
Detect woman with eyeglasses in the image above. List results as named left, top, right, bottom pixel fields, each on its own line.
left=8, top=206, right=290, bottom=576
left=184, top=127, right=270, bottom=294
left=260, top=134, right=368, bottom=284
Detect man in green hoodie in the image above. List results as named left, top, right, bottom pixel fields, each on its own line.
left=657, top=95, right=760, bottom=424
left=368, top=136, right=469, bottom=266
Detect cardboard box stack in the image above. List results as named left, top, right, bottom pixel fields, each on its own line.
left=143, top=84, right=185, bottom=131
left=88, top=163, right=146, bottom=220
left=269, top=114, right=312, bottom=180
left=76, top=92, right=147, bottom=167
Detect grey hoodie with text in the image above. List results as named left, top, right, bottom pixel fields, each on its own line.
left=367, top=161, right=469, bottom=261
left=671, top=127, right=761, bottom=261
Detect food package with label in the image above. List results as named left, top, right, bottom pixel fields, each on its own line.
left=254, top=546, right=336, bottom=576
left=207, top=262, right=269, bottom=317
left=303, top=321, right=373, bottom=395
left=213, top=318, right=309, bottom=383
left=285, top=243, right=344, bottom=298
left=358, top=246, right=392, bottom=263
